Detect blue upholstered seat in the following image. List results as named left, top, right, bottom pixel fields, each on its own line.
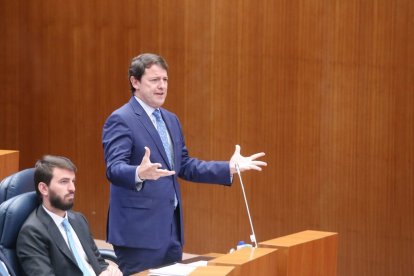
left=0, top=168, right=35, bottom=204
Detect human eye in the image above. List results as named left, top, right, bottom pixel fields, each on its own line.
left=59, top=179, right=70, bottom=184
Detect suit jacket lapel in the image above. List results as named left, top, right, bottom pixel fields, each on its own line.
left=37, top=207, right=78, bottom=266
left=68, top=213, right=99, bottom=272
left=129, top=97, right=174, bottom=169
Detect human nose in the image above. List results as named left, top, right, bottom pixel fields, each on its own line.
left=68, top=181, right=76, bottom=191
left=158, top=79, right=167, bottom=89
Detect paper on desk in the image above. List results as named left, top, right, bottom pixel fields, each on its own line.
left=149, top=261, right=208, bottom=276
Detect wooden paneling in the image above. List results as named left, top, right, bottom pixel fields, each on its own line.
left=0, top=1, right=413, bottom=275
left=0, top=150, right=19, bottom=180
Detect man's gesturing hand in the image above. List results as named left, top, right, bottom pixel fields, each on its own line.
left=137, top=147, right=175, bottom=180
left=229, top=145, right=267, bottom=175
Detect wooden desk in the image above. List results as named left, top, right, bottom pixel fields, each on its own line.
left=0, top=150, right=19, bottom=180
left=132, top=230, right=337, bottom=276
left=135, top=264, right=235, bottom=276
left=134, top=255, right=220, bottom=276
left=134, top=249, right=274, bottom=276
left=259, top=230, right=338, bottom=276
left=190, top=265, right=236, bottom=275
left=208, top=247, right=278, bottom=276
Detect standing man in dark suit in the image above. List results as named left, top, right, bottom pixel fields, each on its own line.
left=16, top=155, right=122, bottom=276
left=102, top=53, right=267, bottom=275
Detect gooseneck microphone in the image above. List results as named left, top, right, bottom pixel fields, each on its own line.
left=235, top=162, right=258, bottom=248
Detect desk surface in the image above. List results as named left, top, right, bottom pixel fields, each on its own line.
left=134, top=249, right=278, bottom=276
left=133, top=253, right=224, bottom=276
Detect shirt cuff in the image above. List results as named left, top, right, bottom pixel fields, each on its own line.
left=135, top=166, right=144, bottom=191
left=135, top=166, right=144, bottom=182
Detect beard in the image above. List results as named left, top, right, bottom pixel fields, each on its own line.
left=49, top=190, right=74, bottom=211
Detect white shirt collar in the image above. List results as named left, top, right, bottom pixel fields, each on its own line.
left=134, top=96, right=161, bottom=127
left=42, top=204, right=67, bottom=226
left=134, top=96, right=156, bottom=117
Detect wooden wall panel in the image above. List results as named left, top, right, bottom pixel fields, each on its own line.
left=0, top=0, right=413, bottom=275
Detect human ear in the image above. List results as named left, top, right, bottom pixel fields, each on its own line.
left=130, top=76, right=141, bottom=91
left=38, top=182, right=48, bottom=196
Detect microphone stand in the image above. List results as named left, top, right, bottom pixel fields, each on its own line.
left=235, top=163, right=258, bottom=248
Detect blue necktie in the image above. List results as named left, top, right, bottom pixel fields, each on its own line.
left=153, top=109, right=178, bottom=207
left=0, top=261, right=9, bottom=276
left=153, top=109, right=173, bottom=167
left=62, top=219, right=92, bottom=276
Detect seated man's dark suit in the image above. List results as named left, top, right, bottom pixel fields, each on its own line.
left=16, top=205, right=108, bottom=276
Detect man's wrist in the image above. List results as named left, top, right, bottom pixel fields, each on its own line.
left=135, top=166, right=145, bottom=191
left=135, top=166, right=145, bottom=182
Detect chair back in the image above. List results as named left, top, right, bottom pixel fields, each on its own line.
left=0, top=168, right=35, bottom=204
left=0, top=192, right=39, bottom=275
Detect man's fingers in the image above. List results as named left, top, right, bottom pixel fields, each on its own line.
left=151, top=163, right=163, bottom=169
left=148, top=169, right=175, bottom=180
left=234, top=144, right=241, bottom=155
left=249, top=152, right=266, bottom=160
left=249, top=165, right=263, bottom=171
left=251, top=160, right=267, bottom=167
left=238, top=160, right=267, bottom=172
left=156, top=169, right=176, bottom=176
left=143, top=146, right=151, bottom=159
left=239, top=164, right=263, bottom=172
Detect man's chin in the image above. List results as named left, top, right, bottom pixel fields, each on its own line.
left=50, top=200, right=74, bottom=211
left=65, top=199, right=75, bottom=207
left=62, top=203, right=74, bottom=211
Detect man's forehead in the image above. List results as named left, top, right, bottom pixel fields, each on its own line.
left=144, top=64, right=168, bottom=76
left=51, top=167, right=75, bottom=179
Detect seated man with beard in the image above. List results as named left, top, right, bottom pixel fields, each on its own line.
left=16, top=155, right=121, bottom=276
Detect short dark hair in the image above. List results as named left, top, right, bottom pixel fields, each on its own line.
left=128, top=53, right=169, bottom=94
left=34, top=155, right=77, bottom=198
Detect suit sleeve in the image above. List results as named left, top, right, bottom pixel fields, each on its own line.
left=102, top=112, right=138, bottom=189
left=173, top=116, right=232, bottom=185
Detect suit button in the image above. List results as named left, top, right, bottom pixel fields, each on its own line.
left=170, top=199, right=175, bottom=205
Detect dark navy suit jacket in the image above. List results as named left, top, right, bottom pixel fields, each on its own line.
left=16, top=206, right=108, bottom=276
left=102, top=97, right=232, bottom=250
